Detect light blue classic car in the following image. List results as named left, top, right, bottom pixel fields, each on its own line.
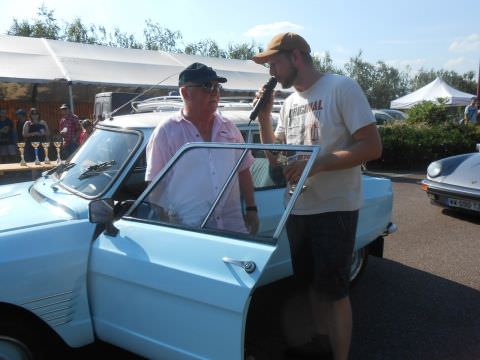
left=0, top=101, right=395, bottom=360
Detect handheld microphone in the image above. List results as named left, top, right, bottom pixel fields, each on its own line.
left=249, top=77, right=277, bottom=121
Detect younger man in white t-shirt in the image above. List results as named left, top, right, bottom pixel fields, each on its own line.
left=253, top=33, right=382, bottom=360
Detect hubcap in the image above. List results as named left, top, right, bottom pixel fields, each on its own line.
left=0, top=336, right=33, bottom=360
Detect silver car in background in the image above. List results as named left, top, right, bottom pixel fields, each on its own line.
left=421, top=145, right=480, bottom=215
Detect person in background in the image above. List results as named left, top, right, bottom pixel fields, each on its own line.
left=23, top=107, right=49, bottom=162
left=464, top=97, right=479, bottom=124
left=252, top=32, right=382, bottom=360
left=145, top=62, right=259, bottom=234
left=79, top=119, right=94, bottom=144
left=0, top=109, right=17, bottom=163
left=14, top=109, right=27, bottom=143
left=58, top=103, right=81, bottom=158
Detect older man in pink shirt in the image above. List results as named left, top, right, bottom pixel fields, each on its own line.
left=145, top=63, right=259, bottom=234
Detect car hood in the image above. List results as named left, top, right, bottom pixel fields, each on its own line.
left=435, top=153, right=480, bottom=188
left=0, top=181, right=75, bottom=233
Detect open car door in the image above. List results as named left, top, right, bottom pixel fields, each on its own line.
left=88, top=143, right=318, bottom=360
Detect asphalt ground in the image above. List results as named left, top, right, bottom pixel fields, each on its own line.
left=2, top=170, right=479, bottom=359
left=349, top=171, right=480, bottom=360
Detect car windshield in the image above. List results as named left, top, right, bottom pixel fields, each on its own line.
left=54, top=127, right=140, bottom=197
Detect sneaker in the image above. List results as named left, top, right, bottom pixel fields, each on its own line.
left=284, top=335, right=333, bottom=359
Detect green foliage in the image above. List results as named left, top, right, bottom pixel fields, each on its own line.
left=8, top=5, right=60, bottom=39
left=344, top=52, right=410, bottom=108
left=111, top=28, right=143, bottom=49
left=312, top=51, right=344, bottom=74
left=185, top=39, right=227, bottom=58
left=143, top=19, right=182, bottom=52
left=226, top=41, right=261, bottom=60
left=64, top=18, right=100, bottom=44
left=410, top=68, right=477, bottom=95
left=406, top=101, right=449, bottom=126
left=371, top=122, right=480, bottom=169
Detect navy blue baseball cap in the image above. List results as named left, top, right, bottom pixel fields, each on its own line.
left=178, top=63, right=227, bottom=86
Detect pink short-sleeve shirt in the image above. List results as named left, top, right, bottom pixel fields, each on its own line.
left=145, top=111, right=254, bottom=233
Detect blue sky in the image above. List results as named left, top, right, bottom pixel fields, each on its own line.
left=2, top=0, right=479, bottom=75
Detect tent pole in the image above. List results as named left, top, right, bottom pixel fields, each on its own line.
left=68, top=81, right=74, bottom=112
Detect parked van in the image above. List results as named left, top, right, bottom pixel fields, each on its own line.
left=93, top=92, right=147, bottom=122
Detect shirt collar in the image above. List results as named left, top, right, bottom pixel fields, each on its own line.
left=176, top=109, right=227, bottom=124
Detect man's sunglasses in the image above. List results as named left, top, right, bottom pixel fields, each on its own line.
left=187, top=82, right=222, bottom=93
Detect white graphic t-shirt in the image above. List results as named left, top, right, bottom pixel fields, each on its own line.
left=275, top=73, right=375, bottom=214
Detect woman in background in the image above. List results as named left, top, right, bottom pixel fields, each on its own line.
left=23, top=108, right=49, bottom=162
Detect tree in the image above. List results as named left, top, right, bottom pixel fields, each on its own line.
left=312, top=51, right=343, bottom=74
left=185, top=39, right=226, bottom=58
left=64, top=18, right=99, bottom=44
left=406, top=100, right=449, bottom=126
left=226, top=42, right=261, bottom=60
left=143, top=19, right=182, bottom=52
left=370, top=61, right=409, bottom=109
left=345, top=51, right=409, bottom=108
left=345, top=51, right=377, bottom=104
left=410, top=68, right=477, bottom=94
left=110, top=28, right=143, bottom=49
left=8, top=4, right=60, bottom=39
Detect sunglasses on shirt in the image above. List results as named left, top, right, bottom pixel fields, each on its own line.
left=187, top=82, right=222, bottom=93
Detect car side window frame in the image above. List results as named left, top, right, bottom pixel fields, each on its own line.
left=123, top=143, right=319, bottom=243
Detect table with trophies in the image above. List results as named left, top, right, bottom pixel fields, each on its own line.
left=0, top=141, right=64, bottom=177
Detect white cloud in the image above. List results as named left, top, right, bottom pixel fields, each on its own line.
left=444, top=57, right=465, bottom=69
left=312, top=51, right=328, bottom=59
left=243, top=22, right=303, bottom=38
left=333, top=46, right=349, bottom=55
left=385, top=58, right=427, bottom=69
left=449, top=33, right=480, bottom=52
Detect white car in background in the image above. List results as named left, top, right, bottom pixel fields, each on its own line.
left=380, top=109, right=408, bottom=121
left=372, top=109, right=395, bottom=125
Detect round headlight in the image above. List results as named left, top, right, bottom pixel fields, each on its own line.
left=427, top=161, right=442, bottom=178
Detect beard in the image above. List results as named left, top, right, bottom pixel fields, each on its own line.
left=280, top=63, right=298, bottom=89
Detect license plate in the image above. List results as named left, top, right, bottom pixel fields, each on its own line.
left=447, top=198, right=480, bottom=212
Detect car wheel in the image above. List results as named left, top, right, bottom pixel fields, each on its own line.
left=0, top=336, right=34, bottom=360
left=0, top=321, right=40, bottom=360
left=369, top=236, right=384, bottom=258
left=349, top=247, right=367, bottom=287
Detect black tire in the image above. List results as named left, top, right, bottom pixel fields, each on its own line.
left=0, top=321, right=39, bottom=360
left=349, top=247, right=368, bottom=287
left=369, top=236, right=385, bottom=258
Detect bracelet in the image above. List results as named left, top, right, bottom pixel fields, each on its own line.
left=246, top=206, right=258, bottom=212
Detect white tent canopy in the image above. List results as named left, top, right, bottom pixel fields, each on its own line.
left=390, top=77, right=475, bottom=109
left=0, top=34, right=271, bottom=91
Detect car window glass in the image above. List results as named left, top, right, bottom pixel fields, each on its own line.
left=129, top=146, right=242, bottom=228
left=127, top=144, right=315, bottom=242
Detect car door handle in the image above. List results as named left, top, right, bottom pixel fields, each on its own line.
left=222, top=257, right=256, bottom=274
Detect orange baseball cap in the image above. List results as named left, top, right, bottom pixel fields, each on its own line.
left=252, top=32, right=311, bottom=64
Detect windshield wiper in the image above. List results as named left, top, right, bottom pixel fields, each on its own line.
left=44, top=162, right=76, bottom=177
left=78, top=160, right=116, bottom=180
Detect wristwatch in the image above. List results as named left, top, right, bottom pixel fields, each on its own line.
left=246, top=206, right=258, bottom=212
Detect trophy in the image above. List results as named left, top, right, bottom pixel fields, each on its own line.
left=31, top=142, right=41, bottom=165
left=42, top=142, right=51, bottom=164
left=53, top=141, right=62, bottom=165
left=17, top=142, right=27, bottom=166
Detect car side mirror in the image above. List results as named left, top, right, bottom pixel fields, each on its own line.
left=89, top=199, right=118, bottom=236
